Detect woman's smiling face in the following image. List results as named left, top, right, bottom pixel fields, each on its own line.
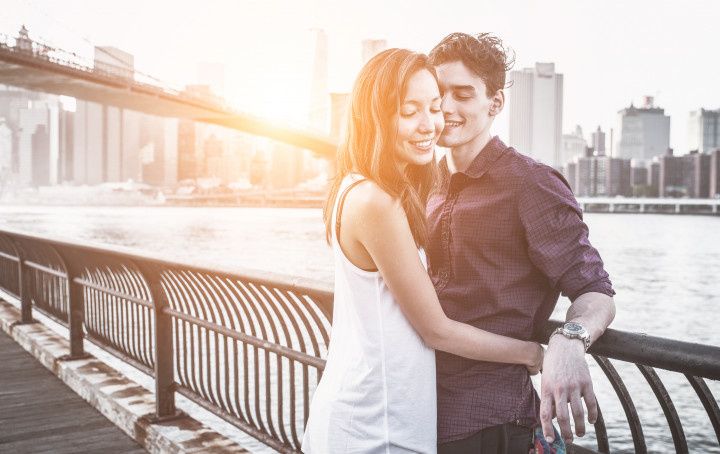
left=394, top=69, right=444, bottom=167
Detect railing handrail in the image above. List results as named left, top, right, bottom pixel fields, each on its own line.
left=0, top=227, right=333, bottom=296
left=538, top=320, right=720, bottom=380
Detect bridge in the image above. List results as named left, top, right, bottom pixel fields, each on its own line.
left=0, top=29, right=336, bottom=159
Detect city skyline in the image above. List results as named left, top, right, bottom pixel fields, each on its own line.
left=2, top=0, right=719, bottom=155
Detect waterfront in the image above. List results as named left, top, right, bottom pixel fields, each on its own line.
left=1, top=205, right=719, bottom=452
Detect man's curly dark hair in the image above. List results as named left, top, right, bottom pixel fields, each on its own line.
left=428, top=32, right=515, bottom=97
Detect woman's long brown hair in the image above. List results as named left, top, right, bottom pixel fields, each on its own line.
left=323, top=48, right=439, bottom=248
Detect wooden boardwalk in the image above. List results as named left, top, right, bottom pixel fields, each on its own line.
left=0, top=330, right=146, bottom=453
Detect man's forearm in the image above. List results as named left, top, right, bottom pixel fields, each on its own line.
left=541, top=291, right=615, bottom=442
left=565, top=291, right=616, bottom=346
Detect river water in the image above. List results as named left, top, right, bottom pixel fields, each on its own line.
left=1, top=205, right=718, bottom=453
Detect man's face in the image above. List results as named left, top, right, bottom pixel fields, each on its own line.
left=435, top=61, right=496, bottom=149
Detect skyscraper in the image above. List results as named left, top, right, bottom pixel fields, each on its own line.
left=508, top=63, right=564, bottom=167
left=616, top=97, right=670, bottom=162
left=560, top=125, right=586, bottom=166
left=20, top=98, right=59, bottom=187
left=362, top=39, right=387, bottom=64
left=688, top=108, right=720, bottom=153
left=591, top=126, right=606, bottom=155
left=710, top=149, right=720, bottom=198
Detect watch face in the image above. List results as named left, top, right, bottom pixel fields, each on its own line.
left=564, top=322, right=585, bottom=334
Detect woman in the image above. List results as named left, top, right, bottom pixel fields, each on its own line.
left=301, top=49, right=543, bottom=454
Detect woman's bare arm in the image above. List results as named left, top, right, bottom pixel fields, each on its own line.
left=343, top=182, right=543, bottom=371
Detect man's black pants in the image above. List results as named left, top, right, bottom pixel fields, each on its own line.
left=438, top=423, right=534, bottom=454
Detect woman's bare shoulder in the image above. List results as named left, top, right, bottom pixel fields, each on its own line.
left=344, top=180, right=402, bottom=218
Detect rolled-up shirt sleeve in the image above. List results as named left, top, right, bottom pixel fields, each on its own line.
left=518, top=165, right=615, bottom=301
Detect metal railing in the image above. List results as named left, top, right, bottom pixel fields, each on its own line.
left=0, top=228, right=718, bottom=453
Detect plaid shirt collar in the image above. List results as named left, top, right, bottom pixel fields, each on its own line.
left=439, top=135, right=508, bottom=180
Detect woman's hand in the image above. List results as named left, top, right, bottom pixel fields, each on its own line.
left=526, top=343, right=545, bottom=375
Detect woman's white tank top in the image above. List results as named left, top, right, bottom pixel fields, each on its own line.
left=301, top=174, right=437, bottom=453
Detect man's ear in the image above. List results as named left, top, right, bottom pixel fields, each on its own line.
left=489, top=89, right=505, bottom=117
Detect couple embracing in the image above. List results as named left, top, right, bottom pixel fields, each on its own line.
left=302, top=32, right=616, bottom=454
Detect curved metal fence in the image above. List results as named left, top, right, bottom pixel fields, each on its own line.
left=0, top=228, right=717, bottom=453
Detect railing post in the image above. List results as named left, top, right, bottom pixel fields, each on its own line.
left=136, top=261, right=181, bottom=420
left=57, top=247, right=90, bottom=360
left=12, top=239, right=35, bottom=324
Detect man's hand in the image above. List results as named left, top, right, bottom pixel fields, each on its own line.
left=539, top=334, right=598, bottom=444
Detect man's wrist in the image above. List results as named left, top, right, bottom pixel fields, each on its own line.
left=548, top=331, right=586, bottom=353
left=553, top=321, right=591, bottom=351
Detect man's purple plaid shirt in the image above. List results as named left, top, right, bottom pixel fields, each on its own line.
left=426, top=136, right=615, bottom=444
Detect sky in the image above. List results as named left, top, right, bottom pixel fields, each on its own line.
left=2, top=0, right=719, bottom=154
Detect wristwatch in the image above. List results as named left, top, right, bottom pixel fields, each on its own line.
left=553, top=322, right=591, bottom=352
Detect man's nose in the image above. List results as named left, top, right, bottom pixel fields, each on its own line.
left=441, top=93, right=454, bottom=115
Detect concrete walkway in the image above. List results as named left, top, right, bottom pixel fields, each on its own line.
left=0, top=329, right=147, bottom=454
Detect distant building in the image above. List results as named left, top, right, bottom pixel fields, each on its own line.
left=630, top=164, right=649, bottom=196
left=616, top=96, right=670, bottom=161
left=690, top=152, right=711, bottom=198
left=178, top=119, right=199, bottom=181
left=509, top=63, right=563, bottom=167
left=250, top=150, right=270, bottom=187
left=569, top=153, right=631, bottom=197
left=203, top=133, right=224, bottom=179
left=30, top=124, right=50, bottom=186
left=20, top=98, right=59, bottom=187
left=573, top=153, right=594, bottom=196
left=362, top=39, right=387, bottom=64
left=631, top=165, right=648, bottom=186
left=658, top=150, right=711, bottom=198
left=710, top=149, right=720, bottom=198
left=560, top=125, right=586, bottom=167
left=688, top=108, right=720, bottom=153
left=564, top=161, right=578, bottom=194
left=648, top=160, right=661, bottom=197
left=591, top=126, right=606, bottom=155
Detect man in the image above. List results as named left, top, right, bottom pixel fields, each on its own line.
left=426, top=33, right=616, bottom=453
